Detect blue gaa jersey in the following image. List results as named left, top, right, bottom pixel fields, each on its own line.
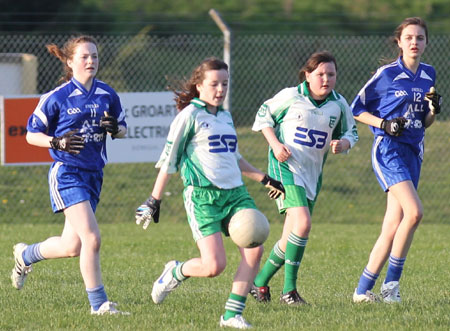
left=27, top=78, right=126, bottom=170
left=351, top=57, right=435, bottom=153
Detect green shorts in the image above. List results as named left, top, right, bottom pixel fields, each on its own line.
left=183, top=185, right=257, bottom=242
left=276, top=185, right=315, bottom=215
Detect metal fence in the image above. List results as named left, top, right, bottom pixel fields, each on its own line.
left=1, top=33, right=449, bottom=225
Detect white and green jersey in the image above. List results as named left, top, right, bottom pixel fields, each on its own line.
left=252, top=82, right=359, bottom=200
left=156, top=98, right=243, bottom=189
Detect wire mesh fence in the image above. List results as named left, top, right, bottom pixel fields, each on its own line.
left=1, top=32, right=449, bottom=226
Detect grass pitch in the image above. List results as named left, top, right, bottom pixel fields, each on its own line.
left=1, top=221, right=448, bottom=330
left=1, top=123, right=449, bottom=329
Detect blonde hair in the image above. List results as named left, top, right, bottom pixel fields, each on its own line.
left=46, top=35, right=98, bottom=82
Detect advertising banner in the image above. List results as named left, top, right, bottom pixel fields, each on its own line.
left=1, top=92, right=176, bottom=165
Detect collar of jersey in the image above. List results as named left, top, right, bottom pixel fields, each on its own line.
left=191, top=98, right=224, bottom=114
left=298, top=81, right=338, bottom=107
left=71, top=77, right=96, bottom=95
left=396, top=56, right=422, bottom=79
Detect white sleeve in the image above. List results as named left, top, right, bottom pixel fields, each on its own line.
left=252, top=87, right=298, bottom=132
left=155, top=110, right=194, bottom=173
left=337, top=96, right=359, bottom=149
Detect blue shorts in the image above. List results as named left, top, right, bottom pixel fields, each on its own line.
left=48, top=162, right=103, bottom=213
left=372, top=136, right=422, bottom=192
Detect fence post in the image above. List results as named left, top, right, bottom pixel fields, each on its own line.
left=208, top=9, right=232, bottom=112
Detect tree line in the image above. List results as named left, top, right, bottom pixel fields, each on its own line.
left=1, top=0, right=449, bottom=35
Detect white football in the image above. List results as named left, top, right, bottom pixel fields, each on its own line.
left=228, top=208, right=270, bottom=248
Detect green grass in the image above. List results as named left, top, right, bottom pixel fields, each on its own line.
left=1, top=222, right=449, bottom=330
left=1, top=122, right=449, bottom=330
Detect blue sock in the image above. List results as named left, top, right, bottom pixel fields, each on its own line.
left=86, top=285, right=108, bottom=311
left=22, top=243, right=45, bottom=266
left=385, top=255, right=406, bottom=283
left=356, top=267, right=379, bottom=295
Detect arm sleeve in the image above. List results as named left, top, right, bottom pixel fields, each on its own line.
left=335, top=96, right=359, bottom=149
left=350, top=69, right=382, bottom=117
left=26, top=92, right=57, bottom=134
left=155, top=110, right=194, bottom=174
left=110, top=92, right=127, bottom=128
left=252, top=87, right=297, bottom=132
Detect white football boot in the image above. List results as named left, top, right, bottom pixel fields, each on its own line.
left=381, top=281, right=401, bottom=303
left=91, top=301, right=130, bottom=315
left=353, top=288, right=380, bottom=303
left=220, top=315, right=252, bottom=329
left=11, top=243, right=33, bottom=290
left=151, top=260, right=181, bottom=304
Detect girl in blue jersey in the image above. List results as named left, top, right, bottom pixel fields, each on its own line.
left=11, top=35, right=129, bottom=315
left=134, top=58, right=284, bottom=329
left=250, top=51, right=359, bottom=305
left=351, top=17, right=442, bottom=303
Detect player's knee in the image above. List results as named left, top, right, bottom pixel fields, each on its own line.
left=205, top=259, right=226, bottom=277
left=84, top=232, right=102, bottom=252
left=304, top=223, right=312, bottom=237
left=292, top=223, right=311, bottom=238
left=407, top=208, right=423, bottom=228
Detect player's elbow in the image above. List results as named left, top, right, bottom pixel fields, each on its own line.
left=25, top=131, right=35, bottom=145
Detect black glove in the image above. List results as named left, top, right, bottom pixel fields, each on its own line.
left=425, top=87, right=442, bottom=114
left=50, top=129, right=85, bottom=154
left=100, top=112, right=119, bottom=136
left=380, top=117, right=407, bottom=136
left=261, top=174, right=285, bottom=200
left=135, top=196, right=161, bottom=229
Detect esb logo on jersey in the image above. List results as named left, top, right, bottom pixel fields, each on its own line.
left=208, top=134, right=237, bottom=153
left=294, top=127, right=328, bottom=149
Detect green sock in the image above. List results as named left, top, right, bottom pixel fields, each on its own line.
left=172, top=262, right=189, bottom=282
left=283, top=233, right=308, bottom=293
left=223, top=293, right=246, bottom=320
left=254, top=241, right=285, bottom=287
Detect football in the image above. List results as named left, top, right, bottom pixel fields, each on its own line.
left=228, top=208, right=270, bottom=248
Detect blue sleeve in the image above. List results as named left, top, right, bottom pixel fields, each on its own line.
left=351, top=69, right=384, bottom=117
left=109, top=90, right=127, bottom=128
left=26, top=93, right=59, bottom=134
left=26, top=113, right=46, bottom=133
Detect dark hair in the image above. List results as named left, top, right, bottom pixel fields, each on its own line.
left=46, top=35, right=98, bottom=82
left=170, top=57, right=228, bottom=111
left=392, top=17, right=428, bottom=58
left=298, top=51, right=337, bottom=83
left=378, top=17, right=429, bottom=66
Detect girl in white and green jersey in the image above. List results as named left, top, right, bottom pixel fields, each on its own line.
left=251, top=51, right=359, bottom=305
left=135, top=57, right=284, bottom=329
